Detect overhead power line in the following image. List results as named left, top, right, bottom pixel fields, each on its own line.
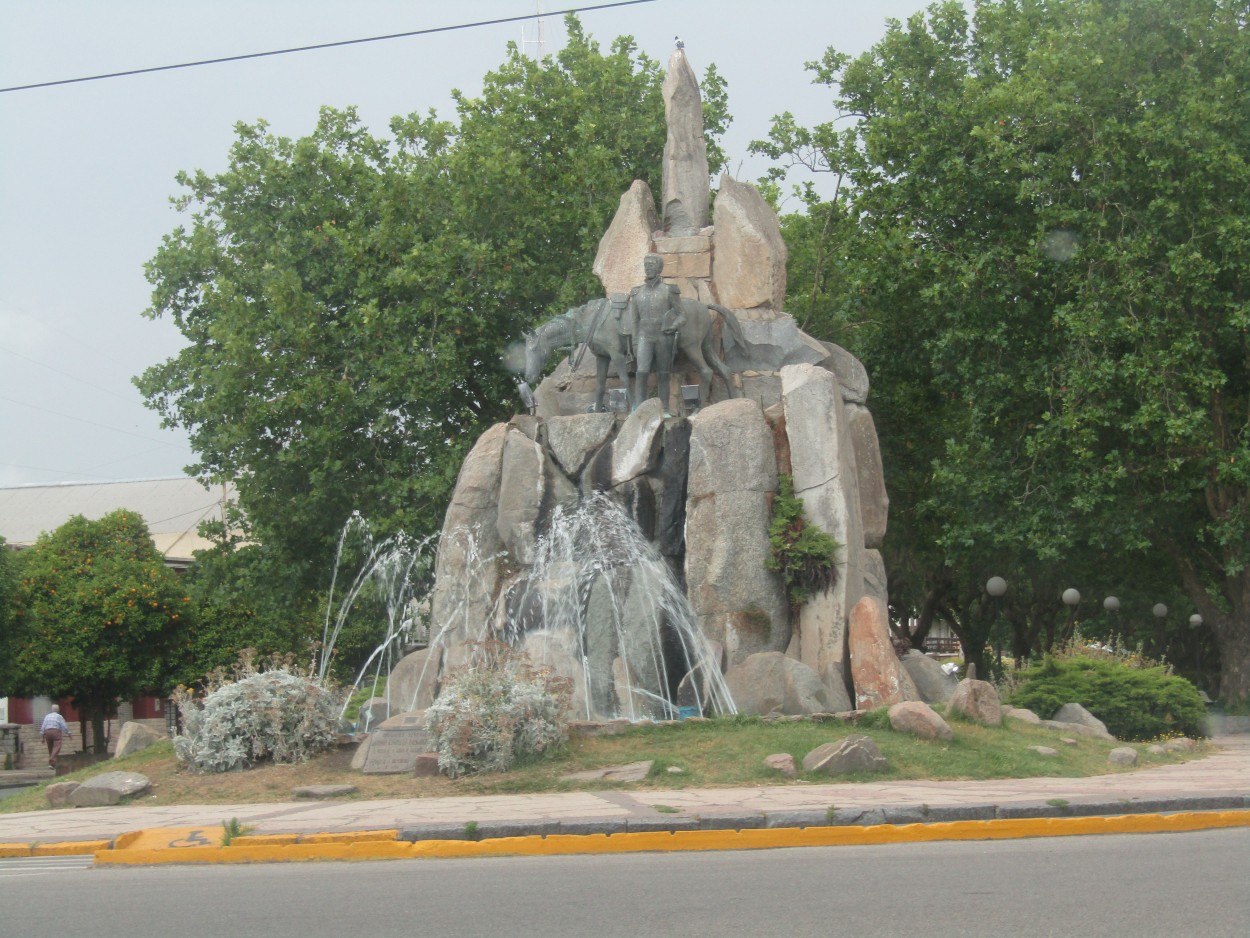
left=0, top=0, right=658, bottom=94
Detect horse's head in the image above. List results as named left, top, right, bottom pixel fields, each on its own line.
left=522, top=328, right=546, bottom=385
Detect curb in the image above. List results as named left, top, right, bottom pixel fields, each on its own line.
left=2, top=808, right=1245, bottom=866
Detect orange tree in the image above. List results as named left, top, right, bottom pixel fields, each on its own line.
left=11, top=510, right=187, bottom=752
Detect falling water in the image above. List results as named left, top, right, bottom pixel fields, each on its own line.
left=327, top=494, right=735, bottom=725
left=490, top=492, right=735, bottom=721
left=317, top=513, right=434, bottom=729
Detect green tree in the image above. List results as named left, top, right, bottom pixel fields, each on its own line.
left=174, top=542, right=321, bottom=688
left=10, top=511, right=187, bottom=751
left=137, top=17, right=728, bottom=589
left=757, top=0, right=1250, bottom=700
left=0, top=539, right=18, bottom=694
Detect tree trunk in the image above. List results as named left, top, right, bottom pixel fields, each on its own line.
left=1171, top=549, right=1250, bottom=706
left=81, top=697, right=110, bottom=756
left=1214, top=617, right=1250, bottom=706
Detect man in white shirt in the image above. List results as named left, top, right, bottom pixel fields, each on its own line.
left=39, top=704, right=72, bottom=769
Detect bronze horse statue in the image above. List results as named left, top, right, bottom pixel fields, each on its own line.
left=524, top=297, right=748, bottom=413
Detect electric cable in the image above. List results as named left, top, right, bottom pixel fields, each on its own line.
left=0, top=0, right=657, bottom=93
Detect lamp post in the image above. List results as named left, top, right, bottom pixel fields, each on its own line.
left=1103, top=596, right=1120, bottom=646
left=986, top=577, right=1008, bottom=669
left=1190, top=613, right=1204, bottom=689
left=1153, top=603, right=1168, bottom=619
left=1062, top=588, right=1080, bottom=642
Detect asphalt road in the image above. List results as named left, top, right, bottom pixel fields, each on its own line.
left=8, top=829, right=1248, bottom=938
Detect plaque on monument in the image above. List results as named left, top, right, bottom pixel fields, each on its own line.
left=361, top=710, right=434, bottom=775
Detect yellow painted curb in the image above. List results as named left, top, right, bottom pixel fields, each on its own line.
left=85, top=810, right=1250, bottom=866
left=96, top=840, right=416, bottom=865
left=32, top=840, right=110, bottom=856
left=0, top=843, right=33, bottom=858
left=298, top=829, right=399, bottom=845
left=231, top=833, right=300, bottom=847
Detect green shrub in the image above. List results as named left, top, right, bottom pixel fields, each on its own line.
left=425, top=642, right=572, bottom=778
left=1008, top=654, right=1206, bottom=741
left=343, top=677, right=387, bottom=723
left=767, top=475, right=841, bottom=606
left=173, top=652, right=344, bottom=773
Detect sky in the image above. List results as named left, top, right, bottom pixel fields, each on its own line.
left=0, top=0, right=935, bottom=489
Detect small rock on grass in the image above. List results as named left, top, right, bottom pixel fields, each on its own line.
left=1162, top=737, right=1197, bottom=752
left=1028, top=746, right=1058, bottom=757
left=763, top=753, right=797, bottom=778
left=1108, top=747, right=1139, bottom=766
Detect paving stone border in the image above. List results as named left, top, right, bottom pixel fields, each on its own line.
left=394, top=794, right=1250, bottom=842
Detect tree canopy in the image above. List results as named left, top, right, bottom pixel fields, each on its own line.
left=0, top=539, right=17, bottom=695
left=137, top=17, right=728, bottom=589
left=10, top=511, right=187, bottom=746
left=757, top=0, right=1250, bottom=698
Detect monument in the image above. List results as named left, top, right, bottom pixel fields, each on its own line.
left=383, top=44, right=907, bottom=726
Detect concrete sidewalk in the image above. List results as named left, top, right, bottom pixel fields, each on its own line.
left=1, top=735, right=1247, bottom=850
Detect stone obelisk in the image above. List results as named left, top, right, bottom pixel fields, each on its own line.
left=661, top=48, right=710, bottom=237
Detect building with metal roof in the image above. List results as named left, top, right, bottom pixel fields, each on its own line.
left=0, top=477, right=237, bottom=568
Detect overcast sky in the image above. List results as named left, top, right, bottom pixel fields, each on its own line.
left=0, top=0, right=934, bottom=489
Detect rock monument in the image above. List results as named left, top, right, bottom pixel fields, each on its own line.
left=388, top=45, right=907, bottom=725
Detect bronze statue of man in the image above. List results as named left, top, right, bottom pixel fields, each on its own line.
left=622, top=252, right=685, bottom=413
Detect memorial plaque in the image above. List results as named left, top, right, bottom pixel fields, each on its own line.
left=361, top=710, right=434, bottom=775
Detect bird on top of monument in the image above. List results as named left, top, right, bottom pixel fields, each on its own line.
left=674, top=35, right=684, bottom=49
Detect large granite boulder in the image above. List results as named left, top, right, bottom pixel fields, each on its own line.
left=847, top=404, right=888, bottom=548
left=862, top=549, right=889, bottom=607
left=387, top=646, right=443, bottom=715
left=496, top=427, right=578, bottom=565
left=685, top=399, right=789, bottom=664
left=848, top=596, right=918, bottom=710
left=45, top=781, right=79, bottom=808
left=948, top=678, right=1004, bottom=726
left=356, top=696, right=389, bottom=732
left=610, top=399, right=665, bottom=485
left=660, top=50, right=710, bottom=235
left=900, top=650, right=957, bottom=705
left=518, top=628, right=589, bottom=721
left=429, top=423, right=508, bottom=646
left=724, top=314, right=828, bottom=375
left=1053, top=703, right=1112, bottom=737
left=113, top=721, right=165, bottom=759
left=711, top=175, right=786, bottom=310
left=821, top=343, right=870, bottom=405
left=889, top=701, right=954, bottom=741
left=546, top=412, right=616, bottom=479
left=724, top=652, right=850, bottom=716
left=802, top=734, right=888, bottom=775
left=68, top=771, right=151, bottom=807
left=783, top=364, right=866, bottom=695
left=593, top=180, right=659, bottom=296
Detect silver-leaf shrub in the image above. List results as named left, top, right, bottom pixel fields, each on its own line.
left=425, top=642, right=572, bottom=778
left=173, top=652, right=344, bottom=773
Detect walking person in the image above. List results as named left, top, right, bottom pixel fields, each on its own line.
left=39, top=704, right=71, bottom=769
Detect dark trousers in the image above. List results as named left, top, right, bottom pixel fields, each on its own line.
left=43, top=728, right=63, bottom=766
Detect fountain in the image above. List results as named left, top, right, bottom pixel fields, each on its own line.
left=349, top=44, right=906, bottom=777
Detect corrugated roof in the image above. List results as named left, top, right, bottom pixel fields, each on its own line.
left=0, top=477, right=238, bottom=564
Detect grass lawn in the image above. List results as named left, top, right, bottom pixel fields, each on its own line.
left=0, top=712, right=1207, bottom=815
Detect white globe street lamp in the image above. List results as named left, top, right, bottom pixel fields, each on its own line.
left=1103, top=596, right=1120, bottom=612
left=1062, top=588, right=1081, bottom=607
left=1153, top=603, right=1168, bottom=619
left=986, top=577, right=1008, bottom=597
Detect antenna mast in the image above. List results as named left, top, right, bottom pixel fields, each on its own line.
left=521, top=1, right=547, bottom=58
